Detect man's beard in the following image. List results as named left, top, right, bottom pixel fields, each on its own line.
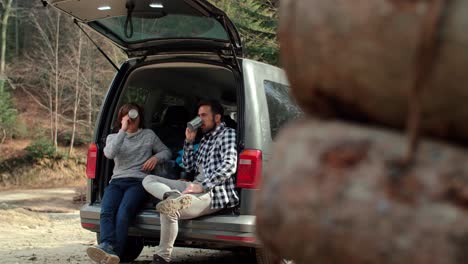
left=201, top=118, right=217, bottom=134
left=201, top=125, right=215, bottom=134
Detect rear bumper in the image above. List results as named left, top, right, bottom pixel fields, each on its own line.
left=80, top=204, right=259, bottom=247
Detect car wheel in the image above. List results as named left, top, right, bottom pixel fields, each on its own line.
left=96, top=233, right=144, bottom=263
left=255, top=248, right=295, bottom=264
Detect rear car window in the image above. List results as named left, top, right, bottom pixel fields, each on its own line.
left=90, top=14, right=229, bottom=43
left=111, top=85, right=150, bottom=131
left=121, top=86, right=149, bottom=106
left=264, top=80, right=302, bottom=139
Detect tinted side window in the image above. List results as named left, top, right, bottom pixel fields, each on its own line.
left=264, top=80, right=302, bottom=138
left=121, top=86, right=149, bottom=106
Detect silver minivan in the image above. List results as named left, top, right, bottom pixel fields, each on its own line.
left=46, top=0, right=301, bottom=263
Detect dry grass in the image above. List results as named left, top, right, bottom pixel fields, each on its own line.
left=0, top=89, right=89, bottom=190
left=0, top=156, right=87, bottom=190
left=0, top=139, right=31, bottom=162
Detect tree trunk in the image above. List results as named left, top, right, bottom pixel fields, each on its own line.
left=53, top=12, right=60, bottom=150
left=0, top=0, right=13, bottom=94
left=14, top=0, right=18, bottom=58
left=256, top=119, right=468, bottom=264
left=279, top=0, right=468, bottom=144
left=69, top=30, right=82, bottom=156
left=0, top=128, right=6, bottom=145
left=88, top=51, right=94, bottom=128
left=49, top=77, right=54, bottom=143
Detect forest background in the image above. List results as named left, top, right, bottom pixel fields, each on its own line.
left=0, top=0, right=280, bottom=188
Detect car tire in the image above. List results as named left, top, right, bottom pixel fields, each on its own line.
left=255, top=248, right=295, bottom=264
left=96, top=233, right=144, bottom=263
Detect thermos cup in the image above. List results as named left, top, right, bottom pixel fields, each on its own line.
left=187, top=116, right=203, bottom=131
left=128, top=109, right=139, bottom=120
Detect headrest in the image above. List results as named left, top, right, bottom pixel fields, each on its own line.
left=223, top=114, right=237, bottom=129
left=161, top=106, right=189, bottom=126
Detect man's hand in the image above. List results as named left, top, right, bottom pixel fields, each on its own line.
left=142, top=156, right=158, bottom=172
left=182, top=183, right=204, bottom=194
left=185, top=127, right=197, bottom=142
left=121, top=115, right=130, bottom=132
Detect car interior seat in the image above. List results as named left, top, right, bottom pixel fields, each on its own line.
left=223, top=114, right=237, bottom=129
left=154, top=105, right=190, bottom=159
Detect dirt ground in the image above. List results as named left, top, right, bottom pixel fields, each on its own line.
left=0, top=188, right=254, bottom=264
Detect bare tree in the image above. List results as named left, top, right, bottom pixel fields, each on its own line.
left=0, top=0, right=13, bottom=94
left=53, top=11, right=61, bottom=149
left=87, top=46, right=94, bottom=128
left=8, top=6, right=122, bottom=150
left=69, top=29, right=82, bottom=155
left=23, top=9, right=64, bottom=149
left=14, top=0, right=18, bottom=57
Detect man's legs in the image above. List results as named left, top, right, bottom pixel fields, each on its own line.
left=143, top=175, right=221, bottom=262
left=143, top=175, right=194, bottom=216
left=114, top=180, right=149, bottom=256
left=142, top=175, right=188, bottom=200
left=155, top=193, right=220, bottom=262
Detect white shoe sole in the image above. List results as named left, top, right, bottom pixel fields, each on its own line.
left=156, top=195, right=193, bottom=216
left=87, top=246, right=120, bottom=264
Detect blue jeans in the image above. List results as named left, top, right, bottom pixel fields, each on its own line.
left=99, top=178, right=148, bottom=256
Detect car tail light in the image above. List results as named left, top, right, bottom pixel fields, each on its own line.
left=236, top=149, right=262, bottom=189
left=81, top=223, right=97, bottom=229
left=215, top=235, right=256, bottom=243
left=86, top=143, right=97, bottom=179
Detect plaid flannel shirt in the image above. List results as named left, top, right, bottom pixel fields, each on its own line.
left=183, top=123, right=239, bottom=209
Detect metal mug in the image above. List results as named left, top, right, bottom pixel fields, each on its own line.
left=187, top=116, right=203, bottom=131
left=128, top=109, right=139, bottom=120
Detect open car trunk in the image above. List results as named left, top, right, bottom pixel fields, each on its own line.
left=47, top=0, right=242, bottom=57
left=95, top=60, right=241, bottom=207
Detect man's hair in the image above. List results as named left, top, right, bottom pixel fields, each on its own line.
left=198, top=99, right=224, bottom=117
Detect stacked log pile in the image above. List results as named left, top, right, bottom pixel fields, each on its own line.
left=255, top=0, right=468, bottom=263
left=278, top=0, right=468, bottom=144
left=256, top=120, right=468, bottom=263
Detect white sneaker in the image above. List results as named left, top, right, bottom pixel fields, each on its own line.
left=156, top=193, right=193, bottom=216
left=86, top=244, right=120, bottom=264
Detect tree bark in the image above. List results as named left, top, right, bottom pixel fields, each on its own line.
left=14, top=0, right=18, bottom=58
left=279, top=0, right=468, bottom=144
left=257, top=119, right=468, bottom=264
left=49, top=77, right=53, bottom=142
left=88, top=48, right=94, bottom=128
left=0, top=128, right=6, bottom=145
left=53, top=11, right=60, bottom=150
left=69, top=30, right=82, bottom=156
left=0, top=0, right=13, bottom=94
